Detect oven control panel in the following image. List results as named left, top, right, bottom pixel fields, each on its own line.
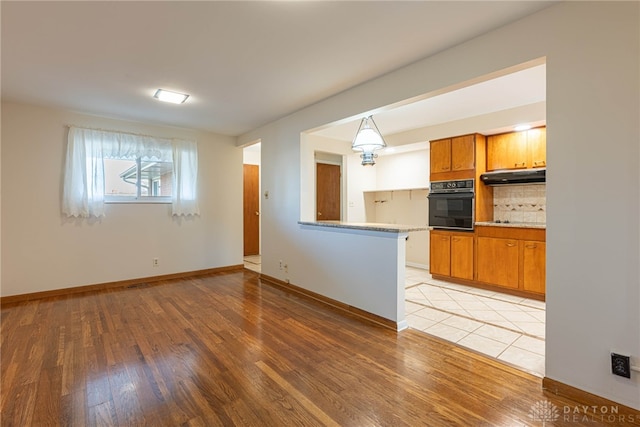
left=430, top=179, right=474, bottom=193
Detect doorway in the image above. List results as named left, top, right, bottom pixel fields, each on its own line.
left=243, top=142, right=261, bottom=259
left=243, top=164, right=260, bottom=256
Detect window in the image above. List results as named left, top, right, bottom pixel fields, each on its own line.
left=63, top=126, right=199, bottom=218
left=104, top=158, right=173, bottom=201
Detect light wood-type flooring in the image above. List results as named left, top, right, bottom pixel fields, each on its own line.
left=1, top=270, right=637, bottom=426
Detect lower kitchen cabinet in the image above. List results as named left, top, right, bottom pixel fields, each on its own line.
left=476, top=237, right=519, bottom=288
left=475, top=226, right=546, bottom=296
left=523, top=240, right=546, bottom=293
left=430, top=226, right=545, bottom=298
left=430, top=230, right=473, bottom=280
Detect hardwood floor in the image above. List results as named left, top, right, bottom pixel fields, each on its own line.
left=1, top=270, right=638, bottom=426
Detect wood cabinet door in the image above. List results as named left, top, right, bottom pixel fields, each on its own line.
left=522, top=241, right=546, bottom=293
left=450, top=135, right=475, bottom=171
left=430, top=139, right=451, bottom=174
left=487, top=132, right=527, bottom=171
left=476, top=237, right=519, bottom=288
left=527, top=127, right=546, bottom=168
left=430, top=232, right=451, bottom=276
left=450, top=234, right=474, bottom=280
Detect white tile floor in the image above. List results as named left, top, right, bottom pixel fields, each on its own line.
left=405, top=266, right=545, bottom=377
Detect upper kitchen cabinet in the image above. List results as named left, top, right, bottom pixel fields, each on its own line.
left=486, top=126, right=546, bottom=171
left=526, top=127, right=546, bottom=169
left=430, top=134, right=478, bottom=181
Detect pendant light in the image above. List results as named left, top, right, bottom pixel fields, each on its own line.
left=351, top=115, right=387, bottom=166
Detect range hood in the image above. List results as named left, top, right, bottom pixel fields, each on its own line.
left=480, top=168, right=546, bottom=186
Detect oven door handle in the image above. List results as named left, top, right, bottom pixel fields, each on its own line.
left=427, top=192, right=474, bottom=199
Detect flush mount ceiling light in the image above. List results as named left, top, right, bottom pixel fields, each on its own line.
left=514, top=124, right=532, bottom=131
left=153, top=89, right=189, bottom=104
left=352, top=115, right=387, bottom=166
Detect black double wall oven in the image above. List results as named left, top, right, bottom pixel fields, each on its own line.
left=427, top=179, right=474, bottom=231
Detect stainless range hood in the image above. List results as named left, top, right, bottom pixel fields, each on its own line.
left=480, top=168, right=546, bottom=186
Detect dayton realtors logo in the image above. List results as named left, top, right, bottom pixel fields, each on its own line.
left=529, top=400, right=560, bottom=425
left=529, top=400, right=638, bottom=424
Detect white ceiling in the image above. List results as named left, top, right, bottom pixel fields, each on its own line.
left=1, top=1, right=554, bottom=137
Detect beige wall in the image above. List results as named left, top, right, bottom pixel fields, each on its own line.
left=1, top=102, right=243, bottom=296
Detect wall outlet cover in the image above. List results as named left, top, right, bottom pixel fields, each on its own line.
left=611, top=353, right=631, bottom=378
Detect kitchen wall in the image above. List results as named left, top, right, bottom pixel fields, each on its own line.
left=364, top=189, right=429, bottom=268
left=1, top=102, right=243, bottom=296
left=239, top=2, right=640, bottom=409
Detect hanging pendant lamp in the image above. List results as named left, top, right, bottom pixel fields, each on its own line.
left=351, top=115, right=386, bottom=166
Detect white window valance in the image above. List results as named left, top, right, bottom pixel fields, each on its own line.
left=62, top=126, right=199, bottom=218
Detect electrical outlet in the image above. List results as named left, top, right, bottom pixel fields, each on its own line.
left=279, top=260, right=283, bottom=270
left=153, top=258, right=159, bottom=267
left=611, top=353, right=631, bottom=378
left=284, top=264, right=288, bottom=273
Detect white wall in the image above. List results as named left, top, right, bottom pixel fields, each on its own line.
left=375, top=149, right=430, bottom=191
left=1, top=102, right=243, bottom=296
left=239, top=2, right=640, bottom=409
left=367, top=189, right=430, bottom=268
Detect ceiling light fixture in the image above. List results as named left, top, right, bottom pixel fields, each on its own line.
left=514, top=124, right=532, bottom=132
left=153, top=89, right=189, bottom=104
left=352, top=116, right=387, bottom=166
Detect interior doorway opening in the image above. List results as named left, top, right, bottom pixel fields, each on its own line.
left=243, top=142, right=261, bottom=261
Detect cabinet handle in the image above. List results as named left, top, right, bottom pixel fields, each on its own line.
left=441, top=166, right=448, bottom=170
left=506, top=243, right=516, bottom=247
left=452, top=237, right=459, bottom=242
left=533, top=160, right=546, bottom=167
left=453, top=164, right=461, bottom=170
left=525, top=244, right=537, bottom=249
left=514, top=162, right=526, bottom=167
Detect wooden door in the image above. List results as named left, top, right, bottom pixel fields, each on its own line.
left=316, top=163, right=341, bottom=220
left=522, top=241, right=546, bottom=294
left=476, top=237, right=519, bottom=288
left=430, top=138, right=451, bottom=173
left=243, top=164, right=260, bottom=256
left=487, top=132, right=527, bottom=171
left=527, top=127, right=547, bottom=168
left=429, top=231, right=451, bottom=276
left=450, top=135, right=475, bottom=172
left=450, top=234, right=474, bottom=280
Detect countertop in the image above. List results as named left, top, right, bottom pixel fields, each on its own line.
left=299, top=221, right=429, bottom=233
left=475, top=221, right=546, bottom=229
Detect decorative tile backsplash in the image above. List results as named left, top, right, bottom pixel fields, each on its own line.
left=493, top=184, right=546, bottom=224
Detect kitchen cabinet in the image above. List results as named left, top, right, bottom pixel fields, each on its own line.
left=430, top=134, right=475, bottom=178
left=476, top=237, right=519, bottom=288
left=522, top=240, right=546, bottom=293
left=430, top=230, right=473, bottom=280
left=526, top=127, right=546, bottom=169
left=486, top=127, right=546, bottom=171
left=475, top=226, right=546, bottom=296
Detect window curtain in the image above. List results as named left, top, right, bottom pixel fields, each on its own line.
left=62, top=126, right=199, bottom=218
left=171, top=139, right=200, bottom=216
